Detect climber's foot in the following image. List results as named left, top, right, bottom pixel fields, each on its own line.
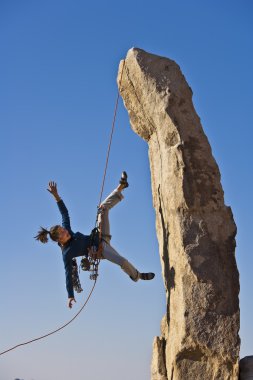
left=119, top=171, right=129, bottom=189
left=140, top=272, right=155, bottom=280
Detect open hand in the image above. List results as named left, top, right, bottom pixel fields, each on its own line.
left=47, top=181, right=60, bottom=201
left=68, top=297, right=76, bottom=309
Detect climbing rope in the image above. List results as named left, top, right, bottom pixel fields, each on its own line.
left=0, top=59, right=126, bottom=357
left=98, top=59, right=126, bottom=206
left=0, top=280, right=97, bottom=356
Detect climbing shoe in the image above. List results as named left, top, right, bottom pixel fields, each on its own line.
left=140, top=272, right=155, bottom=280
left=119, top=171, right=129, bottom=188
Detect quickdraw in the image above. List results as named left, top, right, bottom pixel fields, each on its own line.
left=72, top=258, right=83, bottom=293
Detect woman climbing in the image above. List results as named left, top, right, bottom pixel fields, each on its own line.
left=35, top=172, right=155, bottom=309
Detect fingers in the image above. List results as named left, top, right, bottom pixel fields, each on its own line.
left=68, top=298, right=76, bottom=309
left=47, top=181, right=57, bottom=192
left=48, top=181, right=57, bottom=188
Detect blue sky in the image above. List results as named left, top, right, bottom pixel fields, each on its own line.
left=0, top=1, right=252, bottom=379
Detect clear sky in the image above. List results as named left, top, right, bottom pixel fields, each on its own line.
left=0, top=1, right=252, bottom=379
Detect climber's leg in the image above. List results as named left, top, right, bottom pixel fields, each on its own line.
left=102, top=241, right=140, bottom=281
left=97, top=172, right=128, bottom=243
left=97, top=189, right=124, bottom=243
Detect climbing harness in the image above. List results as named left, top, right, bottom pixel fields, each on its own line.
left=81, top=226, right=103, bottom=280
left=0, top=59, right=126, bottom=357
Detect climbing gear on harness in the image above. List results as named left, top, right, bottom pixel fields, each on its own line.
left=119, top=171, right=129, bottom=188
left=82, top=227, right=104, bottom=280
left=90, top=227, right=101, bottom=249
left=89, top=227, right=103, bottom=259
left=80, top=257, right=90, bottom=271
left=89, top=258, right=100, bottom=280
left=80, top=255, right=101, bottom=280
left=72, top=258, right=83, bottom=293
left=81, top=253, right=102, bottom=280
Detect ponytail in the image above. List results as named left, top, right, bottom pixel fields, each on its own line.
left=34, top=227, right=51, bottom=243
left=34, top=225, right=61, bottom=243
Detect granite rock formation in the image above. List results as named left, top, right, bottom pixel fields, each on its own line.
left=117, top=48, right=240, bottom=380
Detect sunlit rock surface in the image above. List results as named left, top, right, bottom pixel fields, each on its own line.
left=118, top=48, right=240, bottom=380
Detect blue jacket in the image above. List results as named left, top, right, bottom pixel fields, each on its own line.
left=57, top=200, right=91, bottom=298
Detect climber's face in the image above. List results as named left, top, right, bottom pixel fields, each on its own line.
left=57, top=226, right=71, bottom=245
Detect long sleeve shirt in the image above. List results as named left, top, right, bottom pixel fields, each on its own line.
left=57, top=199, right=91, bottom=298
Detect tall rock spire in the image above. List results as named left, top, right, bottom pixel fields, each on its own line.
left=118, top=48, right=240, bottom=380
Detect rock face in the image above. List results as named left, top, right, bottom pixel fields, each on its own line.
left=117, top=48, right=240, bottom=380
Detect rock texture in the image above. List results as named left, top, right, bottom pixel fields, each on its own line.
left=117, top=48, right=240, bottom=380
left=240, top=356, right=253, bottom=379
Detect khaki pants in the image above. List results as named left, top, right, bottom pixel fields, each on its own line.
left=97, top=189, right=139, bottom=281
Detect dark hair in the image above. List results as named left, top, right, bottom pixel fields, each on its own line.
left=34, top=225, right=61, bottom=243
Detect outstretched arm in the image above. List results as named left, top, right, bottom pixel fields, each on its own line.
left=47, top=181, right=71, bottom=231
left=64, top=258, right=76, bottom=308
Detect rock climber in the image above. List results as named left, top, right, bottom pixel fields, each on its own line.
left=35, top=172, right=155, bottom=308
